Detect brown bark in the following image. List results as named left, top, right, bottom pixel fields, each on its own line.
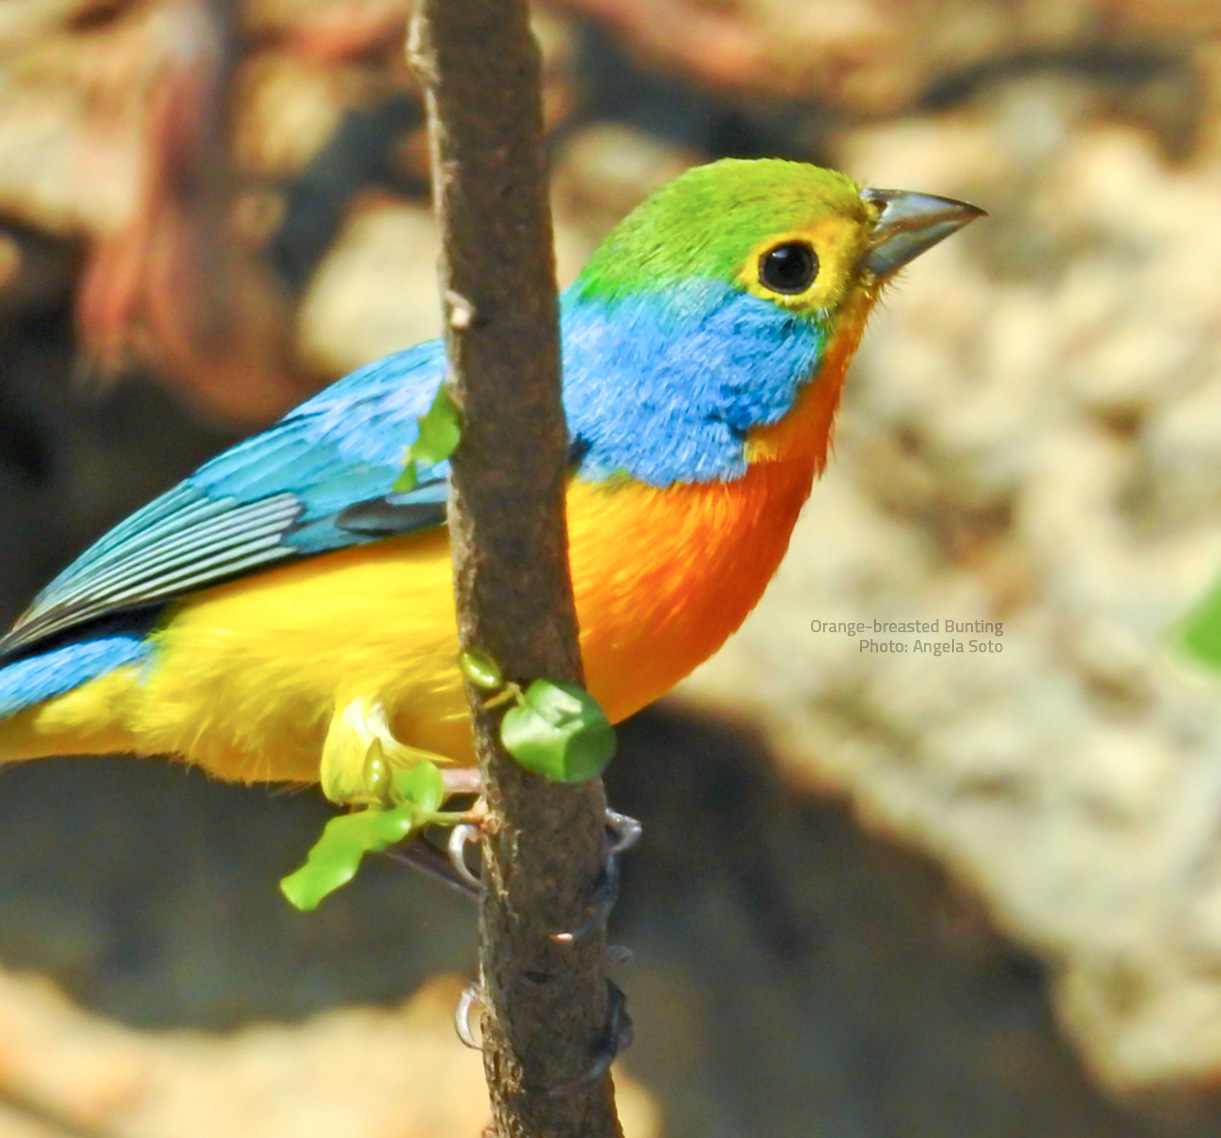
left=408, top=3, right=624, bottom=1137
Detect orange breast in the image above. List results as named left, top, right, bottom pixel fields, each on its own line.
left=569, top=300, right=865, bottom=721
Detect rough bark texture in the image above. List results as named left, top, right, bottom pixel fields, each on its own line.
left=408, top=4, right=623, bottom=1137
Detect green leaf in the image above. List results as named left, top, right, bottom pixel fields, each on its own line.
left=391, top=384, right=461, bottom=493
left=1181, top=578, right=1221, bottom=671
left=391, top=460, right=419, bottom=494
left=280, top=806, right=415, bottom=910
left=413, top=384, right=461, bottom=467
left=281, top=761, right=446, bottom=910
left=501, top=679, right=616, bottom=783
left=391, top=760, right=445, bottom=815
left=459, top=648, right=504, bottom=691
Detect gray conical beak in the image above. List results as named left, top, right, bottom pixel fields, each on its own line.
left=859, top=187, right=986, bottom=278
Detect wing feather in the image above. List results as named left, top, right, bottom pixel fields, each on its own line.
left=1, top=343, right=451, bottom=658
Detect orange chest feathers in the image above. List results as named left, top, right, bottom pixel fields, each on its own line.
left=567, top=305, right=863, bottom=721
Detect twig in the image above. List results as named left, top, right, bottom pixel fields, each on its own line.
left=408, top=3, right=624, bottom=1136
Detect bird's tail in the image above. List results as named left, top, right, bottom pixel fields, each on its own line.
left=0, top=636, right=151, bottom=760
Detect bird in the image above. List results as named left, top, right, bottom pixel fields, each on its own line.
left=0, top=159, right=982, bottom=803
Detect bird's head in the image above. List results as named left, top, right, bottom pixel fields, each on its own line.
left=563, top=158, right=983, bottom=487
left=573, top=157, right=983, bottom=331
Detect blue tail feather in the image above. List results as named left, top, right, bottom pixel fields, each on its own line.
left=0, top=636, right=152, bottom=720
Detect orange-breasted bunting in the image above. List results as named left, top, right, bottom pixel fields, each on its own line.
left=0, top=159, right=982, bottom=801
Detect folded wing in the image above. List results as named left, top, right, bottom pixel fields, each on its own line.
left=1, top=343, right=451, bottom=658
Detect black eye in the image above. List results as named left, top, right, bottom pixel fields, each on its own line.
left=759, top=242, right=818, bottom=294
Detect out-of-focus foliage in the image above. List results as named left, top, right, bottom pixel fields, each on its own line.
left=1180, top=579, right=1221, bottom=671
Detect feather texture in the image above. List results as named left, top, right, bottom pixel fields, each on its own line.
left=0, top=345, right=450, bottom=658
left=0, top=636, right=151, bottom=720
left=2, top=279, right=823, bottom=661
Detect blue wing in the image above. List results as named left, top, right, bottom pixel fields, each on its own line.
left=1, top=342, right=451, bottom=657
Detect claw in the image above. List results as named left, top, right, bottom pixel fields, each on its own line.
left=447, top=822, right=483, bottom=891
left=604, top=809, right=642, bottom=856
left=544, top=980, right=633, bottom=1097
left=605, top=944, right=633, bottom=968
left=454, top=981, right=485, bottom=1050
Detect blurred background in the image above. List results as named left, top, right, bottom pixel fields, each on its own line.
left=2, top=0, right=1221, bottom=1135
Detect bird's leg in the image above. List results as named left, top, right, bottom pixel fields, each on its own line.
left=386, top=768, right=489, bottom=896
left=387, top=839, right=480, bottom=898
left=441, top=767, right=483, bottom=796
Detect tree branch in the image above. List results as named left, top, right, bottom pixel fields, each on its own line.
left=408, top=3, right=624, bottom=1137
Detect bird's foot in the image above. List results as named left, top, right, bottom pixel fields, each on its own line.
left=388, top=779, right=487, bottom=897
left=548, top=808, right=642, bottom=946
left=423, top=779, right=640, bottom=909
left=544, top=980, right=634, bottom=1096
left=448, top=806, right=640, bottom=1085
left=452, top=974, right=634, bottom=1095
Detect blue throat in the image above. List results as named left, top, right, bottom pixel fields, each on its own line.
left=560, top=279, right=825, bottom=486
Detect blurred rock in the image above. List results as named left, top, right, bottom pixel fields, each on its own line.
left=682, top=77, right=1221, bottom=1093
left=0, top=0, right=119, bottom=50
left=295, top=196, right=440, bottom=376
left=296, top=126, right=698, bottom=376
left=71, top=0, right=310, bottom=424
left=550, top=123, right=700, bottom=271
left=242, top=0, right=408, bottom=57
left=0, top=718, right=1209, bottom=1138
left=234, top=51, right=382, bottom=180
left=543, top=0, right=1217, bottom=114
left=0, top=0, right=587, bottom=422
left=0, top=967, right=660, bottom=1138
left=0, top=5, right=151, bottom=235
